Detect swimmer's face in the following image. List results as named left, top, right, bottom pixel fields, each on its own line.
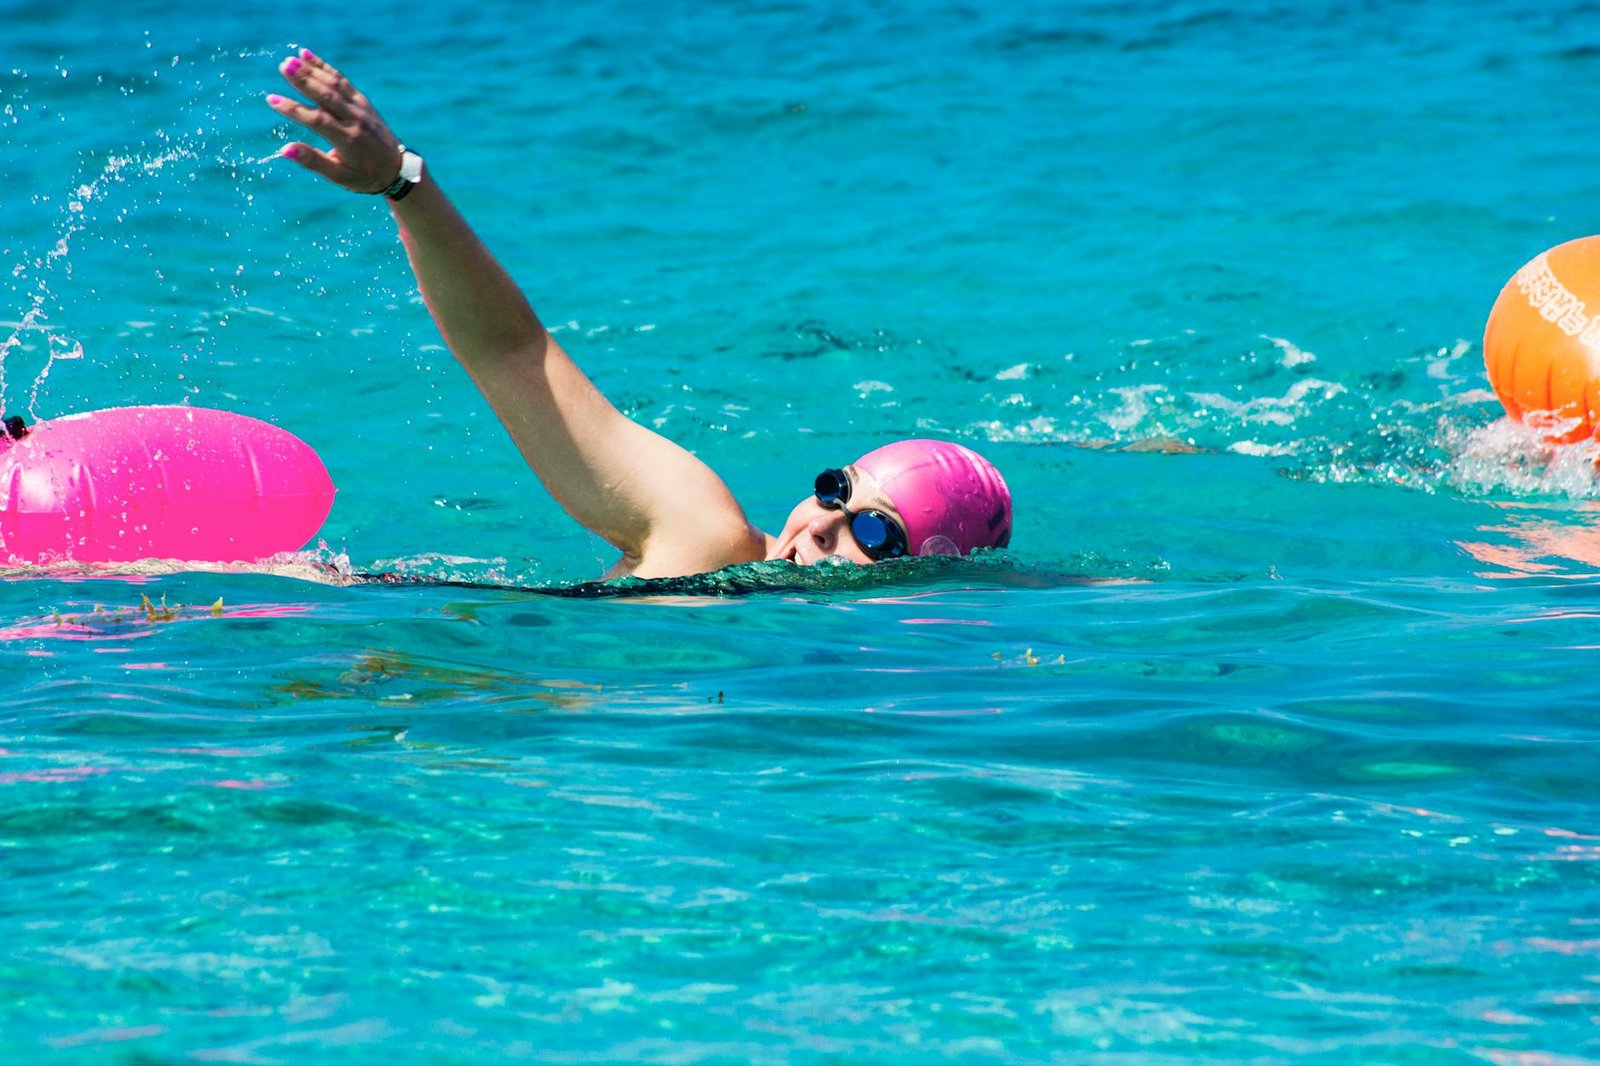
left=768, top=465, right=909, bottom=566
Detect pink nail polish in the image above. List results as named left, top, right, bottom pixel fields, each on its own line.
left=301, top=48, right=316, bottom=62
left=282, top=145, right=301, bottom=160
left=267, top=94, right=283, bottom=106
left=284, top=57, right=302, bottom=76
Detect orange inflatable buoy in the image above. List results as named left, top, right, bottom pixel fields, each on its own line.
left=1484, top=236, right=1600, bottom=444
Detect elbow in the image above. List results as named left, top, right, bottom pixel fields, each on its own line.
left=445, top=318, right=550, bottom=370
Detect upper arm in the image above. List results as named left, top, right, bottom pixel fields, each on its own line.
left=465, top=332, right=765, bottom=576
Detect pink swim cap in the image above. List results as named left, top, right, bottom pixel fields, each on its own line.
left=853, top=439, right=1012, bottom=557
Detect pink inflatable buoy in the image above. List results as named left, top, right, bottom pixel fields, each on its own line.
left=0, top=405, right=335, bottom=564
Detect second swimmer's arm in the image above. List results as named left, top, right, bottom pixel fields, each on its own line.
left=270, top=51, right=764, bottom=576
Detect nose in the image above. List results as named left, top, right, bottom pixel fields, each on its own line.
left=807, top=508, right=848, bottom=554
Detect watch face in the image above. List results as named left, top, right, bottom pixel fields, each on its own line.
left=400, top=151, right=423, bottom=182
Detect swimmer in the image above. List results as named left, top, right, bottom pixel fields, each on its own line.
left=267, top=50, right=1011, bottom=579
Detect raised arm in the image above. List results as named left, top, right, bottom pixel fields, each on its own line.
left=268, top=50, right=765, bottom=578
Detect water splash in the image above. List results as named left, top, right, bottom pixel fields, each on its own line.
left=1, top=146, right=195, bottom=418
left=955, top=327, right=1600, bottom=502
left=1441, top=416, right=1600, bottom=499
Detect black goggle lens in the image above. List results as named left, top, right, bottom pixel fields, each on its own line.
left=812, top=468, right=908, bottom=561
left=849, top=510, right=905, bottom=559
left=814, top=468, right=850, bottom=506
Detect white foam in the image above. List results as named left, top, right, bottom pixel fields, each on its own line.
left=1261, top=334, right=1316, bottom=368
left=1443, top=417, right=1600, bottom=499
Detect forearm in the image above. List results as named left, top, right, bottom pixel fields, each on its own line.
left=390, top=174, right=548, bottom=366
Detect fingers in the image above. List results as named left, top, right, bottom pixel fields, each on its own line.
left=266, top=92, right=336, bottom=137
left=295, top=48, right=347, bottom=87
left=278, top=137, right=382, bottom=194
left=268, top=48, right=401, bottom=195
left=279, top=142, right=344, bottom=183
left=278, top=52, right=355, bottom=122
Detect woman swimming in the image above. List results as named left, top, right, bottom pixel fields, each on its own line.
left=268, top=50, right=1011, bottom=580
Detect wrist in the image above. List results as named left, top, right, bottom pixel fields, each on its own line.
left=380, top=146, right=423, bottom=201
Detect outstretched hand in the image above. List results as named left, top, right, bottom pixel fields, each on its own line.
left=268, top=49, right=402, bottom=194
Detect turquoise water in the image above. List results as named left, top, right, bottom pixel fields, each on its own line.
left=5, top=0, right=1600, bottom=1060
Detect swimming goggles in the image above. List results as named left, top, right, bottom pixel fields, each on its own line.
left=813, top=468, right=909, bottom=560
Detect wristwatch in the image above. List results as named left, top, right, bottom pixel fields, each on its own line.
left=381, top=145, right=423, bottom=201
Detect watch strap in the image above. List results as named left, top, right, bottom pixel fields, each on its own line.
left=381, top=146, right=423, bottom=201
